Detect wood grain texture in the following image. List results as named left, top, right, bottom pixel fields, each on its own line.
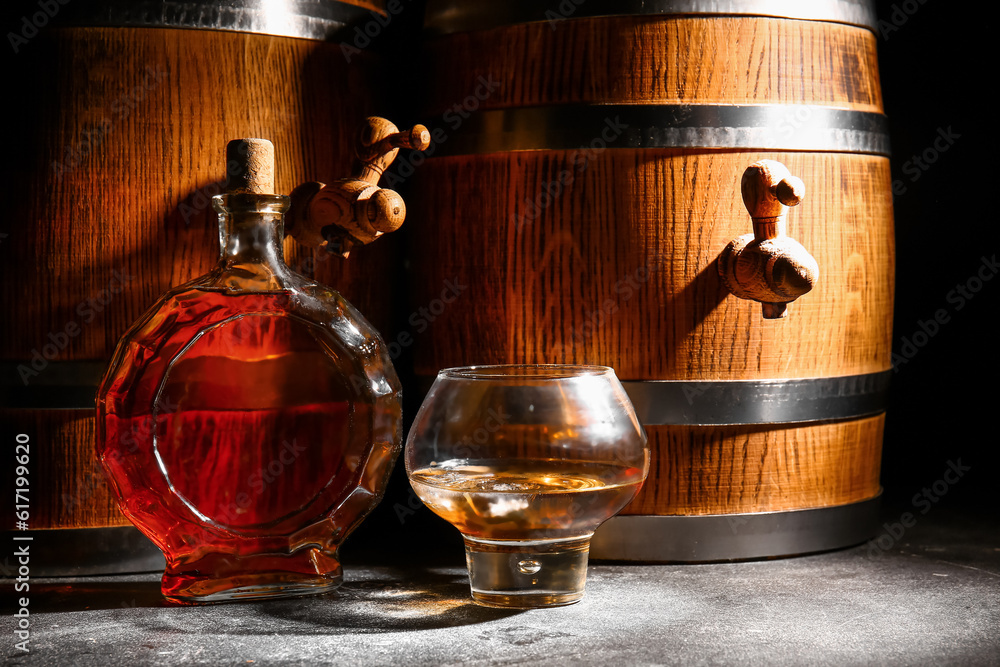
left=1, top=26, right=392, bottom=531
left=621, top=416, right=884, bottom=515
left=2, top=26, right=396, bottom=364
left=288, top=117, right=431, bottom=254
left=411, top=12, right=891, bottom=520
left=409, top=150, right=894, bottom=381
left=1, top=410, right=128, bottom=529
left=422, top=16, right=884, bottom=113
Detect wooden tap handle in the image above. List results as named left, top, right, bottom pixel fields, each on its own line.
left=741, top=160, right=805, bottom=223
left=287, top=117, right=431, bottom=258
left=719, top=160, right=818, bottom=319
left=376, top=125, right=432, bottom=154
left=355, top=117, right=431, bottom=182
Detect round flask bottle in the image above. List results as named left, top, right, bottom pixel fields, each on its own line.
left=96, top=139, right=402, bottom=603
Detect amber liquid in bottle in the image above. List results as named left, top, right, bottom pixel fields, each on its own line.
left=97, top=160, right=401, bottom=603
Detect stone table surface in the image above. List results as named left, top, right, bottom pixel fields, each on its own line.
left=2, top=507, right=998, bottom=666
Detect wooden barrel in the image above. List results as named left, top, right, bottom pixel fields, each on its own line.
left=409, top=0, right=893, bottom=560
left=0, top=0, right=393, bottom=574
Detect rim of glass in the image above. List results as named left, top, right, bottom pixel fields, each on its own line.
left=438, top=364, right=614, bottom=380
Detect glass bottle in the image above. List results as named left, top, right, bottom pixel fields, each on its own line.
left=96, top=139, right=402, bottom=603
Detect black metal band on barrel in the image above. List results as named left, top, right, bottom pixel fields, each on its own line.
left=0, top=361, right=105, bottom=411
left=427, top=105, right=891, bottom=157
left=590, top=494, right=881, bottom=561
left=621, top=370, right=892, bottom=426
left=425, top=0, right=879, bottom=35
left=53, top=0, right=379, bottom=40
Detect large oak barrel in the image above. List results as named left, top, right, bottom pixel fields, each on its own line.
left=409, top=0, right=893, bottom=560
left=1, top=0, right=393, bottom=574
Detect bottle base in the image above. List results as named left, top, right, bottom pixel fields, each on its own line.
left=161, top=548, right=344, bottom=604
left=163, top=574, right=343, bottom=604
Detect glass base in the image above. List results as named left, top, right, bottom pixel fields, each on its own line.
left=464, top=535, right=591, bottom=609
left=161, top=549, right=343, bottom=603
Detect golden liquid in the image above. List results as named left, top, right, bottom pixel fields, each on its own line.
left=409, top=459, right=644, bottom=541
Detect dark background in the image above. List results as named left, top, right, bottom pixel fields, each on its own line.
left=1, top=0, right=994, bottom=558
left=866, top=0, right=995, bottom=512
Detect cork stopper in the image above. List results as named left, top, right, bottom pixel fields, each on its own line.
left=225, top=138, right=275, bottom=194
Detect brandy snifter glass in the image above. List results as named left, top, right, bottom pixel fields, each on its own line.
left=405, top=365, right=649, bottom=608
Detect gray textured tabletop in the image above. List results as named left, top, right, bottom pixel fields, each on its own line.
left=3, top=507, right=998, bottom=666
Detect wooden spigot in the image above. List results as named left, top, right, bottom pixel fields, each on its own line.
left=718, top=160, right=819, bottom=319
left=287, top=117, right=431, bottom=258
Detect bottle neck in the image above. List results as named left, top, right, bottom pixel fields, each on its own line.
left=212, top=194, right=293, bottom=289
